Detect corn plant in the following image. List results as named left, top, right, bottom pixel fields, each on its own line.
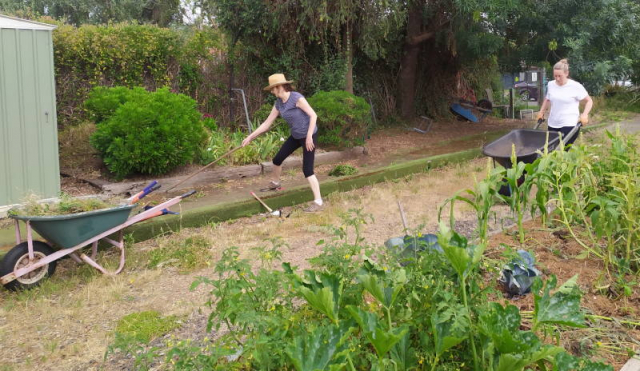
left=502, top=145, right=535, bottom=244
left=438, top=158, right=505, bottom=245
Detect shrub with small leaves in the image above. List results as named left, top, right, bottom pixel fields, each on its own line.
left=308, top=91, right=372, bottom=148
left=89, top=87, right=207, bottom=179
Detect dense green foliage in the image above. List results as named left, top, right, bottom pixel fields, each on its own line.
left=109, top=215, right=611, bottom=370
left=308, top=91, right=371, bottom=147
left=52, top=22, right=223, bottom=126
left=0, top=0, right=182, bottom=26
left=88, top=87, right=207, bottom=178
left=500, top=0, right=640, bottom=94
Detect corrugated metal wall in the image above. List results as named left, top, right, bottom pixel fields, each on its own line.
left=0, top=28, right=60, bottom=205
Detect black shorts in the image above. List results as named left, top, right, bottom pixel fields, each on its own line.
left=272, top=133, right=317, bottom=178
left=549, top=126, right=580, bottom=149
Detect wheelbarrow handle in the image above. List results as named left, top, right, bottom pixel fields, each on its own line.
left=534, top=118, right=546, bottom=130
left=128, top=181, right=161, bottom=204
left=562, top=123, right=582, bottom=144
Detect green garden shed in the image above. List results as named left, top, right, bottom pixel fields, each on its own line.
left=0, top=15, right=59, bottom=207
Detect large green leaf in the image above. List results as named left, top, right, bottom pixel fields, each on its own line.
left=553, top=352, right=613, bottom=371
left=286, top=323, right=353, bottom=371
left=289, top=269, right=344, bottom=323
left=389, top=332, right=419, bottom=371
left=431, top=304, right=467, bottom=356
left=357, top=269, right=406, bottom=308
left=347, top=306, right=409, bottom=358
left=479, top=303, right=539, bottom=355
left=437, top=222, right=485, bottom=278
left=533, top=275, right=585, bottom=329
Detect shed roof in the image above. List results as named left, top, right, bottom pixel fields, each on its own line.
left=0, top=14, right=57, bottom=30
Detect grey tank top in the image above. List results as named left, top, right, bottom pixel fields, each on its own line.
left=275, top=91, right=317, bottom=139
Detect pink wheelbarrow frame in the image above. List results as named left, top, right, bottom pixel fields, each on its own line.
left=0, top=182, right=195, bottom=290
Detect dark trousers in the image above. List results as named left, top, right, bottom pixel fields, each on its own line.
left=273, top=133, right=317, bottom=178
left=549, top=126, right=580, bottom=149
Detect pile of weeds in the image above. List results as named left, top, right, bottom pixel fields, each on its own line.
left=9, top=193, right=122, bottom=217
left=329, top=164, right=358, bottom=177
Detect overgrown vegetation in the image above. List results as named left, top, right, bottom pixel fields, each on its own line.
left=109, top=211, right=612, bottom=370
left=49, top=22, right=224, bottom=127
left=441, top=127, right=640, bottom=285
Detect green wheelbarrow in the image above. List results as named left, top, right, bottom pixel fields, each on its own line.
left=0, top=182, right=195, bottom=291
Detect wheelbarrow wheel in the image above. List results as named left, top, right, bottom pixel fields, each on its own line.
left=0, top=241, right=57, bottom=291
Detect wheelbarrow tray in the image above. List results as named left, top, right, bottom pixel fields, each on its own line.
left=482, top=129, right=561, bottom=168
left=10, top=205, right=135, bottom=249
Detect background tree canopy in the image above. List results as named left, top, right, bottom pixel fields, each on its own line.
left=1, top=0, right=639, bottom=124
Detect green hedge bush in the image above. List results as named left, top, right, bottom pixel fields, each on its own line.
left=88, top=87, right=207, bottom=179
left=308, top=91, right=371, bottom=147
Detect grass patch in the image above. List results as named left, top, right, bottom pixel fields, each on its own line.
left=147, top=235, right=212, bottom=271
left=329, top=164, right=358, bottom=177
left=114, top=310, right=181, bottom=344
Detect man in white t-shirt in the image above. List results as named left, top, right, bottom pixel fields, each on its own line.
left=536, top=59, right=593, bottom=147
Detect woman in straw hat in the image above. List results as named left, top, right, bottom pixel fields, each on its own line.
left=242, top=73, right=324, bottom=212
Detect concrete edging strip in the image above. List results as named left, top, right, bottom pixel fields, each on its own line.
left=124, top=147, right=481, bottom=242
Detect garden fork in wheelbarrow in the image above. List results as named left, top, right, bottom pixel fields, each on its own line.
left=0, top=181, right=196, bottom=291
left=482, top=119, right=582, bottom=195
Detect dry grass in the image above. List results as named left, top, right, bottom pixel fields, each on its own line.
left=0, top=157, right=510, bottom=370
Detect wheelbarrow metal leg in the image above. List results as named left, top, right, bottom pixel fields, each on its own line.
left=91, top=241, right=98, bottom=261
left=14, top=219, right=21, bottom=245
left=26, top=221, right=35, bottom=261
left=79, top=236, right=125, bottom=275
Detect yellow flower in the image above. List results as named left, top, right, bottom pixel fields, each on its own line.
left=344, top=254, right=351, bottom=259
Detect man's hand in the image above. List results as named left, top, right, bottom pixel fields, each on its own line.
left=242, top=136, right=253, bottom=147
left=579, top=113, right=589, bottom=125
left=305, top=136, right=315, bottom=151
left=536, top=112, right=544, bottom=121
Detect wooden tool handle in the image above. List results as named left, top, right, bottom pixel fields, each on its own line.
left=165, top=146, right=242, bottom=192
left=251, top=191, right=273, bottom=212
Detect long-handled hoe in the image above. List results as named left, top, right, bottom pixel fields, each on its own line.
left=251, top=192, right=282, bottom=217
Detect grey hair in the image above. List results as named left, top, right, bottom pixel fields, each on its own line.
left=554, top=59, right=569, bottom=73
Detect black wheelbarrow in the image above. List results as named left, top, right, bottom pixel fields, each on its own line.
left=482, top=120, right=581, bottom=195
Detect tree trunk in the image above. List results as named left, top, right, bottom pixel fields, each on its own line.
left=345, top=24, right=354, bottom=94
left=228, top=41, right=237, bottom=125
left=398, top=2, right=439, bottom=119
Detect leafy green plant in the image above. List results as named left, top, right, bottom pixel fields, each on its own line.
left=439, top=158, right=505, bottom=245
left=116, top=214, right=613, bottom=370
left=89, top=87, right=207, bottom=178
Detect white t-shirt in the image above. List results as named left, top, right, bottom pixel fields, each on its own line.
left=546, top=79, right=589, bottom=128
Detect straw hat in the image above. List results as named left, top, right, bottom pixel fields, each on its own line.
left=264, top=73, right=294, bottom=91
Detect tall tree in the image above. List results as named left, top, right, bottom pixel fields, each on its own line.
left=0, top=0, right=183, bottom=26
left=499, top=0, right=640, bottom=94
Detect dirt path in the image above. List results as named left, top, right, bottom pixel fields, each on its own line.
left=1, top=115, right=639, bottom=370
